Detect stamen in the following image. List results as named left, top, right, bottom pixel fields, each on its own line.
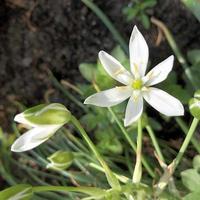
left=132, top=79, right=143, bottom=90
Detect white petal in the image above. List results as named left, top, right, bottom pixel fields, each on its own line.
left=14, top=113, right=35, bottom=127
left=144, top=56, right=174, bottom=86
left=129, top=26, right=149, bottom=77
left=143, top=87, right=184, bottom=116
left=99, top=51, right=133, bottom=85
left=11, top=125, right=61, bottom=152
left=84, top=86, right=132, bottom=107
left=124, top=92, right=143, bottom=126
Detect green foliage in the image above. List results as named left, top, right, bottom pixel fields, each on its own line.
left=183, top=191, right=200, bottom=200
left=123, top=0, right=157, bottom=29
left=0, top=184, right=33, bottom=200
left=181, top=0, right=200, bottom=22
left=184, top=49, right=200, bottom=89
left=181, top=155, right=200, bottom=195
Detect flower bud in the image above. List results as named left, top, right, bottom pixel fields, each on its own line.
left=12, top=103, right=71, bottom=152
left=189, top=90, right=200, bottom=119
left=47, top=150, right=74, bottom=170
left=23, top=103, right=71, bottom=125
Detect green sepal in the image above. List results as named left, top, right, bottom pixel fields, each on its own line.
left=47, top=150, right=74, bottom=170
left=24, top=103, right=71, bottom=125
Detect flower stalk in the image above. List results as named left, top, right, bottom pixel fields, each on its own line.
left=146, top=125, right=165, bottom=162
left=132, top=118, right=143, bottom=183
left=71, top=115, right=121, bottom=190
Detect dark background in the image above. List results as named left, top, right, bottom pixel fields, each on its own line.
left=0, top=0, right=200, bottom=131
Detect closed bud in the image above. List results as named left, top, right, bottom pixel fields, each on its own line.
left=23, top=103, right=71, bottom=125
left=47, top=150, right=74, bottom=170
left=189, top=90, right=200, bottom=119
left=11, top=103, right=71, bottom=152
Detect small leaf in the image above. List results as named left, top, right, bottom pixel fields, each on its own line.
left=187, top=49, right=200, bottom=66
left=140, top=13, right=150, bottom=29
left=193, top=155, right=200, bottom=170
left=181, top=169, right=200, bottom=192
left=80, top=113, right=99, bottom=131
left=141, top=0, right=157, bottom=9
left=182, top=0, right=200, bottom=22
left=122, top=6, right=140, bottom=21
left=79, top=63, right=97, bottom=82
left=0, top=184, right=33, bottom=200
left=183, top=192, right=200, bottom=200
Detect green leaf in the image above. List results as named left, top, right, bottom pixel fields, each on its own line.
left=96, top=129, right=123, bottom=155
left=122, top=6, right=140, bottom=21
left=181, top=169, right=200, bottom=192
left=111, top=46, right=128, bottom=68
left=0, top=184, right=33, bottom=200
left=80, top=113, right=100, bottom=131
left=187, top=49, right=200, bottom=66
left=182, top=0, right=200, bottom=22
left=141, top=0, right=157, bottom=9
left=140, top=13, right=150, bottom=29
left=193, top=155, right=200, bottom=170
left=183, top=192, right=200, bottom=200
left=79, top=63, right=97, bottom=82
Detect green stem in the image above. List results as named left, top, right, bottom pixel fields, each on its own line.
left=108, top=107, right=155, bottom=178
left=81, top=0, right=128, bottom=53
left=132, top=118, right=143, bottom=183
left=174, top=118, right=199, bottom=170
left=48, top=70, right=87, bottom=112
left=71, top=115, right=120, bottom=190
left=156, top=118, right=199, bottom=196
left=175, top=117, right=200, bottom=154
left=33, top=185, right=106, bottom=197
left=151, top=17, right=197, bottom=90
left=146, top=125, right=165, bottom=163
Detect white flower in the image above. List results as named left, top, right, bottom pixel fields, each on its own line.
left=11, top=103, right=71, bottom=152
left=84, top=26, right=184, bottom=126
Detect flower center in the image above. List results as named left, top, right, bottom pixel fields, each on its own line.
left=132, top=79, right=143, bottom=90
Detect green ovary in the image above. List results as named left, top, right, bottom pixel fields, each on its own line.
left=132, top=79, right=143, bottom=90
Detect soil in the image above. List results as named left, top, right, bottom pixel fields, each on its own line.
left=0, top=0, right=200, bottom=132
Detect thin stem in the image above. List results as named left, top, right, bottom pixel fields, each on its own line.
left=48, top=70, right=87, bottom=112
left=108, top=108, right=155, bottom=178
left=146, top=125, right=165, bottom=163
left=71, top=115, right=120, bottom=190
left=174, top=118, right=199, bottom=170
left=81, top=0, right=128, bottom=53
left=151, top=17, right=197, bottom=90
left=175, top=117, right=200, bottom=154
left=132, top=118, right=143, bottom=183
left=155, top=118, right=199, bottom=196
left=33, top=185, right=106, bottom=197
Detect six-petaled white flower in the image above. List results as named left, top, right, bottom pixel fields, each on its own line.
left=11, top=103, right=71, bottom=152
left=84, top=26, right=184, bottom=126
